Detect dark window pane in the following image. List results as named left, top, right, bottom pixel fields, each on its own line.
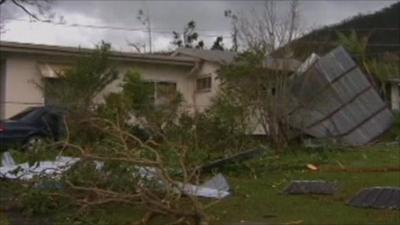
left=196, top=77, right=212, bottom=91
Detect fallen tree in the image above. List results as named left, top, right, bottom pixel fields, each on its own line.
left=55, top=117, right=216, bottom=225
left=33, top=42, right=220, bottom=224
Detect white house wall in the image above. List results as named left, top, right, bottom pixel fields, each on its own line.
left=3, top=55, right=44, bottom=119
left=2, top=53, right=198, bottom=119
left=0, top=60, right=6, bottom=119
left=192, top=61, right=266, bottom=135
left=96, top=62, right=195, bottom=113
left=194, top=62, right=221, bottom=112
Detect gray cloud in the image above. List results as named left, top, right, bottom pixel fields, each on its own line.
left=1, top=0, right=398, bottom=51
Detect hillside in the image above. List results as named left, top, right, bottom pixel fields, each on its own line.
left=273, top=2, right=400, bottom=61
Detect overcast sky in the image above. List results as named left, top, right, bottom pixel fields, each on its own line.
left=0, top=0, right=398, bottom=52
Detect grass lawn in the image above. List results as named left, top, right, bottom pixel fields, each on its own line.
left=210, top=144, right=400, bottom=225
left=0, top=144, right=399, bottom=225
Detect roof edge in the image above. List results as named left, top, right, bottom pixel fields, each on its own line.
left=0, top=41, right=197, bottom=66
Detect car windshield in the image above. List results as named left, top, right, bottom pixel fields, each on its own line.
left=8, top=107, right=40, bottom=121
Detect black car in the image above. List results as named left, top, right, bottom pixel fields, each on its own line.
left=0, top=106, right=66, bottom=151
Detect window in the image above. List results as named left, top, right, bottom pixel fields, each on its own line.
left=155, top=81, right=177, bottom=105
left=143, top=81, right=156, bottom=103
left=196, top=77, right=212, bottom=92
left=144, top=80, right=177, bottom=105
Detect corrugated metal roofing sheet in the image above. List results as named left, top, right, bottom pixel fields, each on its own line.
left=289, top=46, right=394, bottom=146
left=284, top=180, right=338, bottom=195
left=348, top=187, right=400, bottom=210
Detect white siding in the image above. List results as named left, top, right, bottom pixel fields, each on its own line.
left=2, top=54, right=198, bottom=118
left=0, top=60, right=6, bottom=119
left=4, top=56, right=44, bottom=118
left=94, top=62, right=195, bottom=113
left=193, top=62, right=221, bottom=112
left=391, top=83, right=400, bottom=111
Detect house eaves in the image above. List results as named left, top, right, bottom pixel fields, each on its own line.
left=0, top=41, right=197, bottom=67
left=173, top=48, right=237, bottom=64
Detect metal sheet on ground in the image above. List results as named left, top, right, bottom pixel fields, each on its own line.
left=201, top=173, right=231, bottom=192
left=347, top=187, right=400, bottom=210
left=284, top=180, right=338, bottom=195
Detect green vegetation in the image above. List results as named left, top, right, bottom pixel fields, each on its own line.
left=0, top=212, right=9, bottom=225
left=2, top=41, right=399, bottom=225
left=337, top=30, right=399, bottom=99
left=211, top=145, right=400, bottom=225
left=1, top=144, right=399, bottom=225
left=42, top=42, right=118, bottom=112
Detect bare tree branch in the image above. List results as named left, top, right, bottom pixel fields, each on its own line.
left=0, top=0, right=53, bottom=21
left=236, top=0, right=302, bottom=54
left=11, top=0, right=40, bottom=20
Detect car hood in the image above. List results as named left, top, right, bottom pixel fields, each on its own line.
left=1, top=120, right=35, bottom=128
left=1, top=120, right=14, bottom=123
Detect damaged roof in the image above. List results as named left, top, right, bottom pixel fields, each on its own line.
left=174, top=48, right=301, bottom=72
left=289, top=46, right=394, bottom=146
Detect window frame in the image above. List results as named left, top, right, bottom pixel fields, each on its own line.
left=143, top=80, right=178, bottom=105
left=196, top=76, right=212, bottom=92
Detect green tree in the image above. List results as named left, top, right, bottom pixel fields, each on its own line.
left=172, top=20, right=202, bottom=48
left=337, top=30, right=400, bottom=98
left=224, top=9, right=239, bottom=52
left=98, top=70, right=183, bottom=137
left=215, top=51, right=293, bottom=150
left=211, top=36, right=224, bottom=51
left=43, top=42, right=118, bottom=113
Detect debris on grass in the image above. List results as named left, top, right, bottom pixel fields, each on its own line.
left=0, top=152, right=231, bottom=199
left=136, top=166, right=231, bottom=199
left=179, top=181, right=230, bottom=199
left=283, top=180, right=338, bottom=195
left=1, top=152, right=16, bottom=167
left=199, top=148, right=266, bottom=173
left=0, top=152, right=79, bottom=180
left=201, top=173, right=231, bottom=192
left=306, top=164, right=319, bottom=171
left=347, top=187, right=400, bottom=210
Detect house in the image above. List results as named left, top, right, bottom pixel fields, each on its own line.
left=0, top=40, right=303, bottom=139
left=0, top=41, right=235, bottom=119
left=388, top=79, right=400, bottom=111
